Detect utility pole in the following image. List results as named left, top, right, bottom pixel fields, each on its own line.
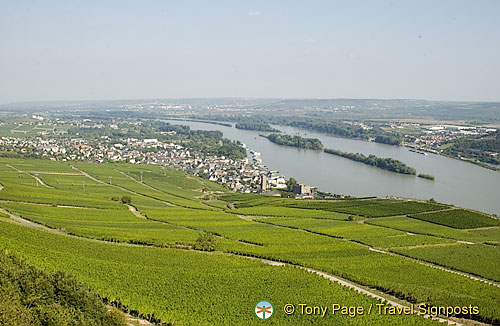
left=140, top=171, right=143, bottom=183
left=82, top=181, right=86, bottom=190
left=109, top=176, right=112, bottom=185
left=163, top=167, right=166, bottom=176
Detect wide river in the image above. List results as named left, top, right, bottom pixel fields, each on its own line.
left=164, top=119, right=500, bottom=215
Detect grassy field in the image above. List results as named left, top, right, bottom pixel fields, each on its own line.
left=0, top=157, right=499, bottom=325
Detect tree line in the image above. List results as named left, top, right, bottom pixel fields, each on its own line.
left=264, top=133, right=324, bottom=150
left=324, top=148, right=417, bottom=175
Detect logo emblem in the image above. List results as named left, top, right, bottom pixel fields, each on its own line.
left=255, top=301, right=273, bottom=320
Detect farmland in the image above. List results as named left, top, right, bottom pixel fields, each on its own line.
left=366, top=216, right=498, bottom=243
left=394, top=243, right=500, bottom=282
left=0, top=157, right=499, bottom=325
left=0, top=220, right=439, bottom=326
left=409, top=209, right=500, bottom=229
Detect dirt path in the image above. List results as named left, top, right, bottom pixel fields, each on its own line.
left=0, top=206, right=470, bottom=326
left=6, top=164, right=22, bottom=172
left=368, top=247, right=500, bottom=288
left=463, top=225, right=500, bottom=231
left=253, top=258, right=462, bottom=325
left=31, top=174, right=53, bottom=188
left=0, top=199, right=99, bottom=210
left=116, top=169, right=218, bottom=209
left=1, top=207, right=145, bottom=248
left=0, top=207, right=55, bottom=231
left=5, top=164, right=53, bottom=188
left=28, top=172, right=83, bottom=175
left=243, top=215, right=500, bottom=288
left=126, top=204, right=147, bottom=219
left=114, top=170, right=175, bottom=207
left=393, top=242, right=462, bottom=250
left=72, top=166, right=175, bottom=207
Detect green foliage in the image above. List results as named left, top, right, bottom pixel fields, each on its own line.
left=0, top=202, right=199, bottom=245
left=280, top=191, right=295, bottom=198
left=324, top=148, right=416, bottom=175
left=418, top=174, right=435, bottom=180
left=442, top=131, right=500, bottom=166
left=233, top=206, right=348, bottom=219
left=0, top=221, right=443, bottom=326
left=0, top=158, right=499, bottom=325
left=366, top=216, right=494, bottom=243
left=120, top=195, right=131, bottom=204
left=0, top=249, right=126, bottom=326
left=235, top=122, right=280, bottom=132
left=258, top=217, right=453, bottom=249
left=374, top=134, right=403, bottom=146
left=265, top=133, right=324, bottom=150
left=409, top=209, right=500, bottom=229
left=286, top=177, right=297, bottom=192
left=194, top=232, right=217, bottom=251
left=395, top=244, right=500, bottom=281
left=282, top=198, right=381, bottom=211
left=288, top=120, right=376, bottom=140
left=328, top=200, right=446, bottom=217
left=286, top=119, right=402, bottom=145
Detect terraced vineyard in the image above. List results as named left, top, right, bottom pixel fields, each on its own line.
left=409, top=209, right=500, bottom=229
left=0, top=157, right=499, bottom=325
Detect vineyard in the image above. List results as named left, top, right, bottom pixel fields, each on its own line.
left=394, top=243, right=500, bottom=281
left=0, top=220, right=439, bottom=326
left=409, top=209, right=500, bottom=229
left=0, top=157, right=499, bottom=325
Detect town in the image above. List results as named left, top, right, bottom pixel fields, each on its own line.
left=0, top=117, right=317, bottom=197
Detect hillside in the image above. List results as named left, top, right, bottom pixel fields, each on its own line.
left=0, top=157, right=499, bottom=325
left=0, top=250, right=125, bottom=326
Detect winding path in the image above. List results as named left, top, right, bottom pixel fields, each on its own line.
left=0, top=205, right=466, bottom=325
left=5, top=164, right=53, bottom=188
left=71, top=166, right=175, bottom=207
left=240, top=215, right=500, bottom=288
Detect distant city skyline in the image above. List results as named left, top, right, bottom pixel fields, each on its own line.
left=1, top=0, right=499, bottom=104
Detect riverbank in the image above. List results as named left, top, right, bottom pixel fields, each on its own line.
left=323, top=148, right=417, bottom=175
left=161, top=118, right=500, bottom=215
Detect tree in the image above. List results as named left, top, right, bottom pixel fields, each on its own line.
left=194, top=232, right=217, bottom=251
left=280, top=191, right=296, bottom=199
left=286, top=178, right=297, bottom=192
left=121, top=195, right=131, bottom=204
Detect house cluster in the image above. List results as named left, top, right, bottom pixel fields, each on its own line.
left=0, top=134, right=298, bottom=194
left=412, top=125, right=497, bottom=153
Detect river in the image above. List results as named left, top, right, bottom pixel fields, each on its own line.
left=163, top=119, right=500, bottom=215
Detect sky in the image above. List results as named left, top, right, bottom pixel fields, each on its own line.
left=0, top=0, right=499, bottom=104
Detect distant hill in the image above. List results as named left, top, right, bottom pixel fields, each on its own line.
left=1, top=98, right=499, bottom=123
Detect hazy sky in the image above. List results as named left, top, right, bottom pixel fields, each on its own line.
left=1, top=0, right=499, bottom=104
